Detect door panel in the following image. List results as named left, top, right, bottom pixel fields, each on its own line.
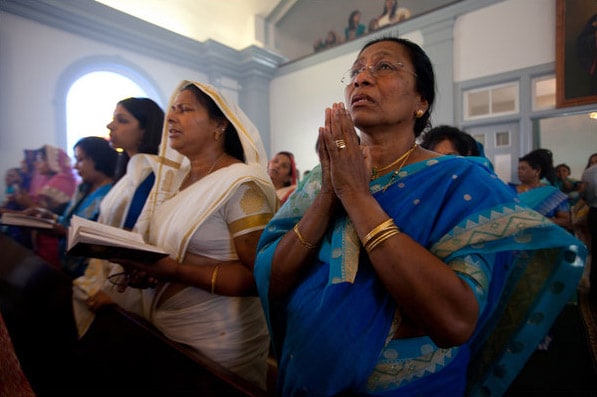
left=467, top=122, right=519, bottom=184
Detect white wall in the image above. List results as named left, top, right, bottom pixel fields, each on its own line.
left=0, top=12, right=205, bottom=184
left=270, top=51, right=354, bottom=175
left=453, top=0, right=554, bottom=82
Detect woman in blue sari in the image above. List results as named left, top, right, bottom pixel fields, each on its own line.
left=58, top=137, right=118, bottom=277
left=31, top=137, right=118, bottom=278
left=509, top=149, right=571, bottom=231
left=254, top=38, right=586, bottom=396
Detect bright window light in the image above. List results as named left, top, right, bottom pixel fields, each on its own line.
left=66, top=71, right=148, bottom=159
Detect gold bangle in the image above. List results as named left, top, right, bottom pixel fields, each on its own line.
left=365, top=227, right=400, bottom=253
left=362, top=218, right=395, bottom=247
left=293, top=223, right=317, bottom=249
left=210, top=264, right=220, bottom=294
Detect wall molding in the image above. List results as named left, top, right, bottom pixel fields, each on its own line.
left=1, top=0, right=286, bottom=83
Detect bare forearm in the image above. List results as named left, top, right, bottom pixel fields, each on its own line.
left=172, top=260, right=257, bottom=296
left=269, top=192, right=337, bottom=297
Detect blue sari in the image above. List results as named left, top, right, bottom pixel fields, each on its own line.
left=59, top=183, right=113, bottom=277
left=255, top=156, right=586, bottom=396
left=508, top=184, right=569, bottom=218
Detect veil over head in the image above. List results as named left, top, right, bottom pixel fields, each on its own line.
left=157, top=80, right=268, bottom=170
left=137, top=80, right=274, bottom=237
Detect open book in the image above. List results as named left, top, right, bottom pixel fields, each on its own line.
left=66, top=215, right=168, bottom=262
left=0, top=212, right=55, bottom=229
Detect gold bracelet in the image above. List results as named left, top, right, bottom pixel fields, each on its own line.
left=365, top=227, right=400, bottom=253
left=293, top=223, right=317, bottom=249
left=362, top=218, right=395, bottom=247
left=365, top=228, right=395, bottom=252
left=210, top=264, right=220, bottom=294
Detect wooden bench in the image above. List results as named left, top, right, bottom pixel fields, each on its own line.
left=0, top=233, right=277, bottom=396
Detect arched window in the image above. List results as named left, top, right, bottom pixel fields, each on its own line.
left=65, top=71, right=149, bottom=158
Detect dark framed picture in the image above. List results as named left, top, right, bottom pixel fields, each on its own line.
left=556, top=0, right=597, bottom=108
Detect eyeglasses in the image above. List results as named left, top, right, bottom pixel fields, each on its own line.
left=107, top=270, right=159, bottom=292
left=340, top=61, right=417, bottom=85
left=107, top=271, right=131, bottom=293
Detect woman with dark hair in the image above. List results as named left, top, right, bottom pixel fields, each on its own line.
left=73, top=97, right=164, bottom=336
left=509, top=148, right=570, bottom=229
left=419, top=125, right=494, bottom=171
left=59, top=137, right=117, bottom=277
left=254, top=37, right=586, bottom=396
left=97, top=81, right=277, bottom=389
left=29, top=137, right=117, bottom=276
left=109, top=97, right=164, bottom=182
left=268, top=150, right=297, bottom=205
left=555, top=163, right=582, bottom=206
left=420, top=125, right=478, bottom=156
left=345, top=10, right=366, bottom=41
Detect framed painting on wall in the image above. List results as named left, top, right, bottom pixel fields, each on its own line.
left=556, top=0, right=597, bottom=108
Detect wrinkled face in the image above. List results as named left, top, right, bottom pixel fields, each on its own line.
left=432, top=139, right=459, bottom=155
left=268, top=153, right=292, bottom=187
left=107, top=104, right=144, bottom=154
left=555, top=166, right=570, bottom=179
left=166, top=89, right=223, bottom=157
left=344, top=41, right=426, bottom=133
left=518, top=160, right=539, bottom=184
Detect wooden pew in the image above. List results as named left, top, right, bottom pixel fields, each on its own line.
left=0, top=233, right=276, bottom=396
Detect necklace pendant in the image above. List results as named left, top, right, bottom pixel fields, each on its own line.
left=371, top=168, right=378, bottom=180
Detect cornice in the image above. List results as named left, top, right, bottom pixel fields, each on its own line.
left=1, top=0, right=286, bottom=81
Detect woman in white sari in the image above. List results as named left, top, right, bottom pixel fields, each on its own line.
left=72, top=97, right=164, bottom=336
left=107, top=81, right=277, bottom=389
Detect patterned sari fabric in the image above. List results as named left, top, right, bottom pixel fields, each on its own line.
left=508, top=184, right=569, bottom=218
left=255, top=156, right=586, bottom=396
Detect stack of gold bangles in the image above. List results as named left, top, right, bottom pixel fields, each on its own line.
left=362, top=218, right=400, bottom=253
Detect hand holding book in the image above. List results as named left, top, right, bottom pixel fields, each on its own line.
left=67, top=215, right=168, bottom=262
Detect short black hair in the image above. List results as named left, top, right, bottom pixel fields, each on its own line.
left=420, top=125, right=479, bottom=156
left=519, top=149, right=555, bottom=185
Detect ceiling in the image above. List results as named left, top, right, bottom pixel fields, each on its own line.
left=95, top=0, right=460, bottom=61
left=95, top=0, right=286, bottom=51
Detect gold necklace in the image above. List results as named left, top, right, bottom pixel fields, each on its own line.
left=382, top=144, right=417, bottom=192
left=207, top=152, right=226, bottom=174
left=184, top=152, right=226, bottom=187
left=371, top=143, right=418, bottom=180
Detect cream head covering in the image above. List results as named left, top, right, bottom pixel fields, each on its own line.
left=136, top=80, right=274, bottom=238
left=156, top=80, right=268, bottom=170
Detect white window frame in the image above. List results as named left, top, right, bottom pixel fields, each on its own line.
left=463, top=82, right=519, bottom=121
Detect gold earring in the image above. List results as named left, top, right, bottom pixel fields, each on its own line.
left=415, top=109, right=424, bottom=118
left=214, top=131, right=220, bottom=141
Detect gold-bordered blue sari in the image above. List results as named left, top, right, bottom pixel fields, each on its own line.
left=255, top=156, right=586, bottom=396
